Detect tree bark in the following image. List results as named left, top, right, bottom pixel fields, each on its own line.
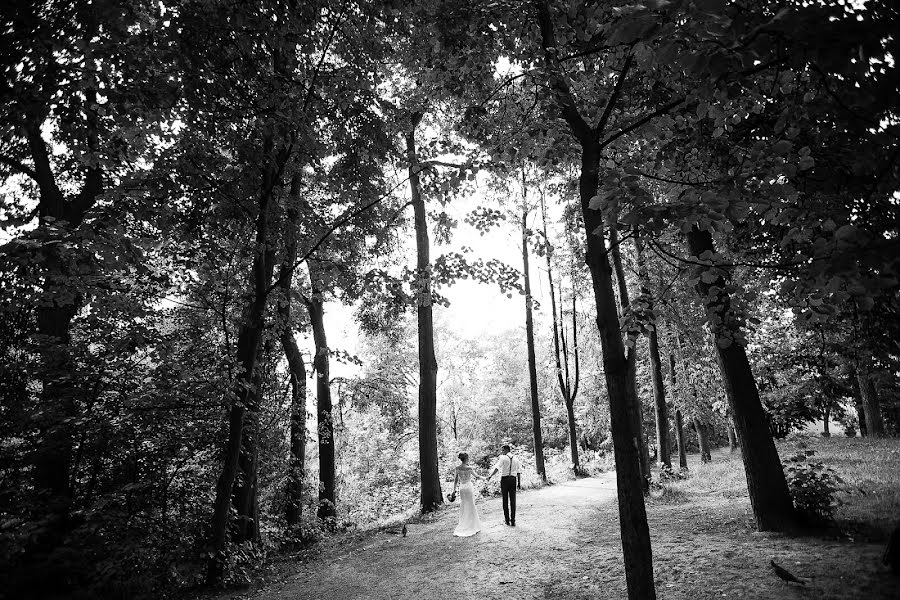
left=669, top=351, right=688, bottom=469
left=609, top=225, right=651, bottom=490
left=279, top=181, right=307, bottom=528
left=27, top=109, right=100, bottom=547
left=856, top=354, right=885, bottom=437
left=407, top=117, right=443, bottom=512
left=727, top=422, right=738, bottom=452
left=674, top=409, right=688, bottom=470
left=850, top=370, right=868, bottom=436
left=541, top=192, right=580, bottom=471
left=206, top=164, right=277, bottom=585
left=693, top=418, right=712, bottom=463
left=686, top=227, right=796, bottom=532
left=305, top=264, right=336, bottom=520
left=522, top=207, right=547, bottom=481
left=232, top=364, right=262, bottom=543
left=636, top=234, right=670, bottom=468
left=536, top=5, right=655, bottom=594
left=578, top=142, right=655, bottom=599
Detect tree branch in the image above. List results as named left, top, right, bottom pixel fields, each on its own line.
left=599, top=97, right=685, bottom=149
left=0, top=154, right=37, bottom=180
left=534, top=0, right=593, bottom=143
left=595, top=49, right=635, bottom=138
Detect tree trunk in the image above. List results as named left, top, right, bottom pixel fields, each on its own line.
left=674, top=409, right=688, bottom=469
left=305, top=266, right=336, bottom=520
left=850, top=370, right=868, bottom=436
left=669, top=351, right=688, bottom=469
left=407, top=117, right=443, bottom=512
left=609, top=226, right=651, bottom=490
left=27, top=112, right=100, bottom=550
left=535, top=6, right=654, bottom=593
left=693, top=418, right=712, bottom=463
left=686, top=227, right=796, bottom=532
left=578, top=141, right=655, bottom=598
left=635, top=234, right=670, bottom=468
left=232, top=364, right=262, bottom=543
left=727, top=422, right=738, bottom=452
left=279, top=184, right=307, bottom=528
left=822, top=405, right=831, bottom=437
left=206, top=176, right=276, bottom=585
left=857, top=354, right=885, bottom=437
left=522, top=208, right=547, bottom=481
left=541, top=191, right=579, bottom=471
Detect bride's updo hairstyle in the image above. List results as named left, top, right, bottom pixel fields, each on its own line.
left=458, top=452, right=468, bottom=463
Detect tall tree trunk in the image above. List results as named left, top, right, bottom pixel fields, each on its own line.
left=822, top=405, right=831, bottom=437
left=521, top=207, right=547, bottom=481
left=305, top=265, right=336, bottom=520
left=727, top=421, right=738, bottom=452
left=279, top=182, right=307, bottom=527
left=674, top=409, right=688, bottom=469
left=609, top=225, right=651, bottom=490
left=669, top=351, right=688, bottom=469
left=407, top=116, right=443, bottom=512
left=536, top=6, right=654, bottom=594
left=686, top=227, right=795, bottom=532
left=635, top=234, right=670, bottom=469
left=206, top=157, right=278, bottom=583
left=578, top=142, right=655, bottom=599
left=541, top=192, right=580, bottom=471
left=693, top=418, right=712, bottom=463
left=856, top=354, right=885, bottom=437
left=232, top=363, right=262, bottom=543
left=27, top=110, right=101, bottom=550
left=850, top=370, right=868, bottom=436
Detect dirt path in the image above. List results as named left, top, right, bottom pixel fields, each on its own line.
left=243, top=474, right=618, bottom=600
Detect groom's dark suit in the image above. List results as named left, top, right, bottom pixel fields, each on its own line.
left=495, top=453, right=521, bottom=525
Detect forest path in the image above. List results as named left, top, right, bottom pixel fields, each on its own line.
left=246, top=474, right=619, bottom=600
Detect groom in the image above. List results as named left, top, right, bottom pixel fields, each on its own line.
left=487, top=444, right=521, bottom=526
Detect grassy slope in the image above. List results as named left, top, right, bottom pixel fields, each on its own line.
left=542, top=434, right=900, bottom=600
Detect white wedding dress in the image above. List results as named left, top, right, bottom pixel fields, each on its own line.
left=453, top=468, right=482, bottom=537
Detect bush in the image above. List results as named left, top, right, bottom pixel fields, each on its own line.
left=783, top=451, right=844, bottom=525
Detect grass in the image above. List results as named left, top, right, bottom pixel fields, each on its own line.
left=779, top=433, right=900, bottom=540
left=542, top=434, right=900, bottom=599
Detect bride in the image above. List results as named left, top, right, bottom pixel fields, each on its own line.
left=452, top=452, right=483, bottom=537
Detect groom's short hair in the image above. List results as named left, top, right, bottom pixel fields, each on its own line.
left=501, top=444, right=511, bottom=453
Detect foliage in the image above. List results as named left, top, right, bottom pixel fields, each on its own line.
left=783, top=451, right=845, bottom=525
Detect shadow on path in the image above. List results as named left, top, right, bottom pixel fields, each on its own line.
left=243, top=473, right=619, bottom=600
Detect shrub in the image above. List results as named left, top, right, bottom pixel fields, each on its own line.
left=783, top=451, right=844, bottom=524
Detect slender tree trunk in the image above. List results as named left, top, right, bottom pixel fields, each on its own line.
left=693, top=418, right=712, bottom=463
left=522, top=208, right=547, bottom=481
left=232, top=364, right=262, bottom=543
left=822, top=405, right=831, bottom=437
left=856, top=354, right=885, bottom=437
left=541, top=192, right=579, bottom=471
left=669, top=351, right=688, bottom=469
left=727, top=422, right=738, bottom=452
left=609, top=226, right=650, bottom=490
left=536, top=6, right=654, bottom=594
left=578, top=140, right=655, bottom=598
left=27, top=111, right=101, bottom=550
left=850, top=370, right=868, bottom=436
left=686, top=227, right=795, bottom=532
left=279, top=183, right=307, bottom=528
left=635, top=234, right=670, bottom=468
left=674, top=409, right=688, bottom=469
left=407, top=116, right=443, bottom=512
left=206, top=177, right=276, bottom=585
left=305, top=265, right=336, bottom=520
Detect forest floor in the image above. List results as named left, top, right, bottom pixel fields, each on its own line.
left=215, top=435, right=900, bottom=600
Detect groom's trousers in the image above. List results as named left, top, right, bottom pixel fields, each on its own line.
left=500, top=475, right=517, bottom=524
